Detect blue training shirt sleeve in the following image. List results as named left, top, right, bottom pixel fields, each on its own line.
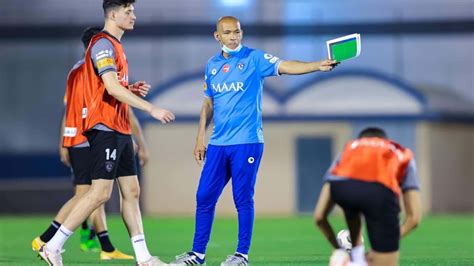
left=400, top=158, right=421, bottom=192
left=252, top=49, right=282, bottom=78
left=90, top=38, right=117, bottom=76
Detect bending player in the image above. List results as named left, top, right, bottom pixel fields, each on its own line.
left=314, top=127, right=422, bottom=266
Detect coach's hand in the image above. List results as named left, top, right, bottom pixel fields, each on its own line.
left=150, top=107, right=175, bottom=124
left=130, top=81, right=151, bottom=97
left=59, top=146, right=71, bottom=167
left=318, top=59, right=338, bottom=72
left=194, top=140, right=206, bottom=166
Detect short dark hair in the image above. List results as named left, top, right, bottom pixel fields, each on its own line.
left=103, top=0, right=136, bottom=14
left=81, top=27, right=102, bottom=49
left=358, top=127, right=387, bottom=139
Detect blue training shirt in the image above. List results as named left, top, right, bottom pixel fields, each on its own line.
left=204, top=46, right=281, bottom=145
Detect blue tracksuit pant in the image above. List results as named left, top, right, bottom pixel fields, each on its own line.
left=192, top=143, right=264, bottom=255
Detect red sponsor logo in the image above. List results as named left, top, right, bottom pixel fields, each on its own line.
left=223, top=65, right=230, bottom=73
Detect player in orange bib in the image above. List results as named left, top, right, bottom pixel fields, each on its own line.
left=314, top=127, right=422, bottom=266
left=32, top=26, right=149, bottom=260
left=37, top=1, right=174, bottom=266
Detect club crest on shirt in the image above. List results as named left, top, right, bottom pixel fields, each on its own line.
left=223, top=65, right=230, bottom=73
left=264, top=53, right=273, bottom=60
left=105, top=161, right=114, bottom=172
left=237, top=63, right=245, bottom=70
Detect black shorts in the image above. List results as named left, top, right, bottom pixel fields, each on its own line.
left=86, top=130, right=137, bottom=180
left=330, top=179, right=400, bottom=252
left=68, top=147, right=93, bottom=185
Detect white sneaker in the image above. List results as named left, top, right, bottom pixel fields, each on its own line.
left=136, top=256, right=168, bottom=266
left=38, top=245, right=63, bottom=266
left=220, top=253, right=249, bottom=266
left=169, top=252, right=206, bottom=265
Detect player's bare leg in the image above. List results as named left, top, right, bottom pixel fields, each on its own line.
left=117, top=175, right=166, bottom=265
left=69, top=185, right=101, bottom=252
left=90, top=205, right=107, bottom=233
left=32, top=185, right=91, bottom=252
left=43, top=179, right=113, bottom=252
left=367, top=251, right=399, bottom=266
left=61, top=179, right=114, bottom=230
left=55, top=185, right=90, bottom=222
left=38, top=179, right=113, bottom=265
left=90, top=199, right=134, bottom=260
left=117, top=175, right=143, bottom=236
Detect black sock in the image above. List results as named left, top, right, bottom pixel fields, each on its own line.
left=39, top=220, right=61, bottom=242
left=81, top=221, right=88, bottom=230
left=97, top=231, right=115, bottom=252
left=88, top=227, right=96, bottom=240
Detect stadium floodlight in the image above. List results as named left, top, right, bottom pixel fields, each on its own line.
left=220, top=0, right=251, bottom=8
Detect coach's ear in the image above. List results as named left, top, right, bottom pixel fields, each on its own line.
left=214, top=32, right=220, bottom=43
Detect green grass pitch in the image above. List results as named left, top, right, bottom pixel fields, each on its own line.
left=0, top=215, right=473, bottom=265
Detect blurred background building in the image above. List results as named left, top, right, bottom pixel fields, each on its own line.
left=0, top=0, right=473, bottom=214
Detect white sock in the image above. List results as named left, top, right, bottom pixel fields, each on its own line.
left=351, top=245, right=367, bottom=265
left=235, top=252, right=248, bottom=260
left=192, top=251, right=205, bottom=260
left=131, top=234, right=152, bottom=262
left=46, top=225, right=73, bottom=253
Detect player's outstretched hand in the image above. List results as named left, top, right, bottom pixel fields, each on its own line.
left=194, top=141, right=207, bottom=166
left=318, top=59, right=338, bottom=72
left=150, top=107, right=175, bottom=124
left=130, top=81, right=151, bottom=97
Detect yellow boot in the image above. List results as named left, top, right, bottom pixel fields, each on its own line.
left=31, top=237, right=45, bottom=252
left=100, top=249, right=134, bottom=260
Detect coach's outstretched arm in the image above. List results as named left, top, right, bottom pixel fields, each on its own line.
left=400, top=190, right=422, bottom=237
left=194, top=97, right=214, bottom=166
left=101, top=72, right=175, bottom=124
left=278, top=59, right=337, bottom=75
